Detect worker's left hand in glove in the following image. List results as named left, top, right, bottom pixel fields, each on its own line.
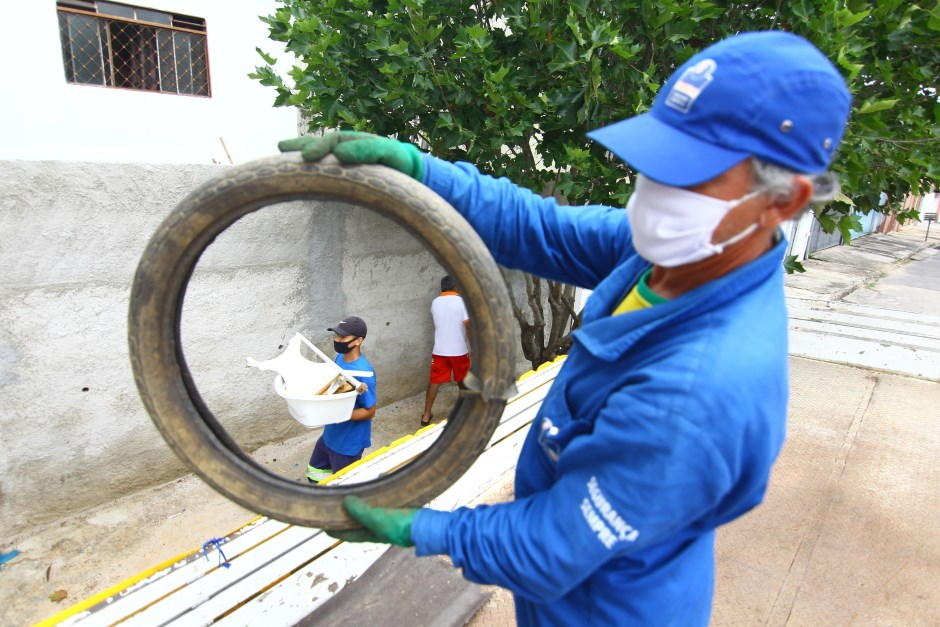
left=327, top=495, right=418, bottom=547
left=278, top=130, right=425, bottom=181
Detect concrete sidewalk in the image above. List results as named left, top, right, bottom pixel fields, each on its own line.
left=1, top=387, right=469, bottom=627
left=786, top=222, right=940, bottom=380
left=713, top=356, right=940, bottom=625
left=784, top=225, right=939, bottom=302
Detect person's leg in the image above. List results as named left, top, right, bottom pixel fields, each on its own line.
left=307, top=436, right=333, bottom=483
left=327, top=448, right=364, bottom=475
left=421, top=354, right=450, bottom=425
left=421, top=382, right=441, bottom=425
left=452, top=353, right=471, bottom=391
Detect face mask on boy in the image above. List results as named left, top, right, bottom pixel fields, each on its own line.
left=626, top=174, right=762, bottom=267
left=334, top=339, right=357, bottom=354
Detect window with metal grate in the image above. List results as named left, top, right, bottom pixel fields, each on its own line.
left=57, top=0, right=211, bottom=96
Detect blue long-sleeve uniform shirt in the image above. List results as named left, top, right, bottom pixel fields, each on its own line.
left=323, top=353, right=376, bottom=456
left=410, top=156, right=790, bottom=625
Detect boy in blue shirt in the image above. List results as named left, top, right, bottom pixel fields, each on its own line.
left=306, top=315, right=377, bottom=483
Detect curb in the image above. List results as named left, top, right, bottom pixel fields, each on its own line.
left=789, top=229, right=940, bottom=302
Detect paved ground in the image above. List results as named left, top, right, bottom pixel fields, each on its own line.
left=713, top=356, right=940, bottom=626
left=5, top=222, right=939, bottom=626
left=786, top=226, right=940, bottom=380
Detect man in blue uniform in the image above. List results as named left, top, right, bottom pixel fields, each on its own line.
left=282, top=31, right=851, bottom=625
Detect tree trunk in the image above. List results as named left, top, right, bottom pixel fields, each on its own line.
left=501, top=268, right=582, bottom=370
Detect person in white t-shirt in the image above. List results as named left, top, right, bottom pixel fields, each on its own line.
left=420, top=276, right=471, bottom=426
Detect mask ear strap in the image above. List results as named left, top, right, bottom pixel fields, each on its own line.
left=713, top=190, right=765, bottom=252
left=713, top=222, right=759, bottom=252
left=726, top=190, right=763, bottom=210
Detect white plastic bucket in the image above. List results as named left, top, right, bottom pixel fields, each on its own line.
left=274, top=374, right=357, bottom=428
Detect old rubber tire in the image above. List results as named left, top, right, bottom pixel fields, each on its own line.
left=128, top=154, right=517, bottom=529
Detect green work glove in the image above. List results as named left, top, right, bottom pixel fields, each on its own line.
left=327, top=495, right=417, bottom=547
left=278, top=130, right=425, bottom=181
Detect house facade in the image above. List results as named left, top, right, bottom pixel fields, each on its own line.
left=1, top=0, right=295, bottom=164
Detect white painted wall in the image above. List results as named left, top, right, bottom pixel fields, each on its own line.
left=783, top=211, right=817, bottom=261
left=919, top=192, right=939, bottom=217
left=0, top=1, right=295, bottom=165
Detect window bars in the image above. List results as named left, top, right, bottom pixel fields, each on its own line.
left=57, top=1, right=210, bottom=97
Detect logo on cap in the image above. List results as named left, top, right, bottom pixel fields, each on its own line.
left=665, top=59, right=717, bottom=114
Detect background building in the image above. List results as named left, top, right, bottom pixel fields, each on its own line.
left=0, top=0, right=295, bottom=164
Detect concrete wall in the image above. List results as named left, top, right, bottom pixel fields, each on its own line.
left=0, top=160, right=447, bottom=533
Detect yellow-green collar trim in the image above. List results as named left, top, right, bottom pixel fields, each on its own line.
left=636, top=268, right=669, bottom=305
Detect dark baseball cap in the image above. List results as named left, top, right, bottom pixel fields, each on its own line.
left=328, top=315, right=367, bottom=338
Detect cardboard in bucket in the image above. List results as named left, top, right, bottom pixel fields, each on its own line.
left=247, top=333, right=370, bottom=428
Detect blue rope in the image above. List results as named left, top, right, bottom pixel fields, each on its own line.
left=202, top=538, right=231, bottom=569
left=0, top=549, right=20, bottom=570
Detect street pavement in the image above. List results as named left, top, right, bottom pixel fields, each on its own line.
left=786, top=225, right=940, bottom=380
left=713, top=355, right=939, bottom=626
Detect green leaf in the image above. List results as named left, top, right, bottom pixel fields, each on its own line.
left=858, top=98, right=900, bottom=115
left=836, top=7, right=871, bottom=28
left=833, top=191, right=855, bottom=206
left=287, top=90, right=308, bottom=105
left=816, top=211, right=838, bottom=234
left=255, top=47, right=278, bottom=65
left=565, top=145, right=591, bottom=161
left=488, top=65, right=511, bottom=84
left=837, top=213, right=864, bottom=242
left=784, top=255, right=807, bottom=274
left=929, top=9, right=940, bottom=31
left=836, top=46, right=865, bottom=79
left=792, top=0, right=814, bottom=21
left=565, top=12, right=586, bottom=46
left=387, top=39, right=410, bottom=55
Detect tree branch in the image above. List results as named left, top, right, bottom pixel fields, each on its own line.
left=769, top=0, right=783, bottom=30
left=876, top=137, right=939, bottom=145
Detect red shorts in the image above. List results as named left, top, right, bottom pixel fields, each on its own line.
left=429, top=354, right=470, bottom=384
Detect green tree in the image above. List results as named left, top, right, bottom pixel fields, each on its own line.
left=252, top=0, right=940, bottom=365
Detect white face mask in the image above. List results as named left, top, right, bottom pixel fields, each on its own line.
left=626, top=174, right=762, bottom=267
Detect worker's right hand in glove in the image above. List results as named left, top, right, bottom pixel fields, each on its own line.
left=326, top=495, right=418, bottom=548
left=278, top=131, right=425, bottom=181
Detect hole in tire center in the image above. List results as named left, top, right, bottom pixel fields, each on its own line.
left=176, top=198, right=507, bottom=489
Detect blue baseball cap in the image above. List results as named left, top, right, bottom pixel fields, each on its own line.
left=587, top=31, right=852, bottom=187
